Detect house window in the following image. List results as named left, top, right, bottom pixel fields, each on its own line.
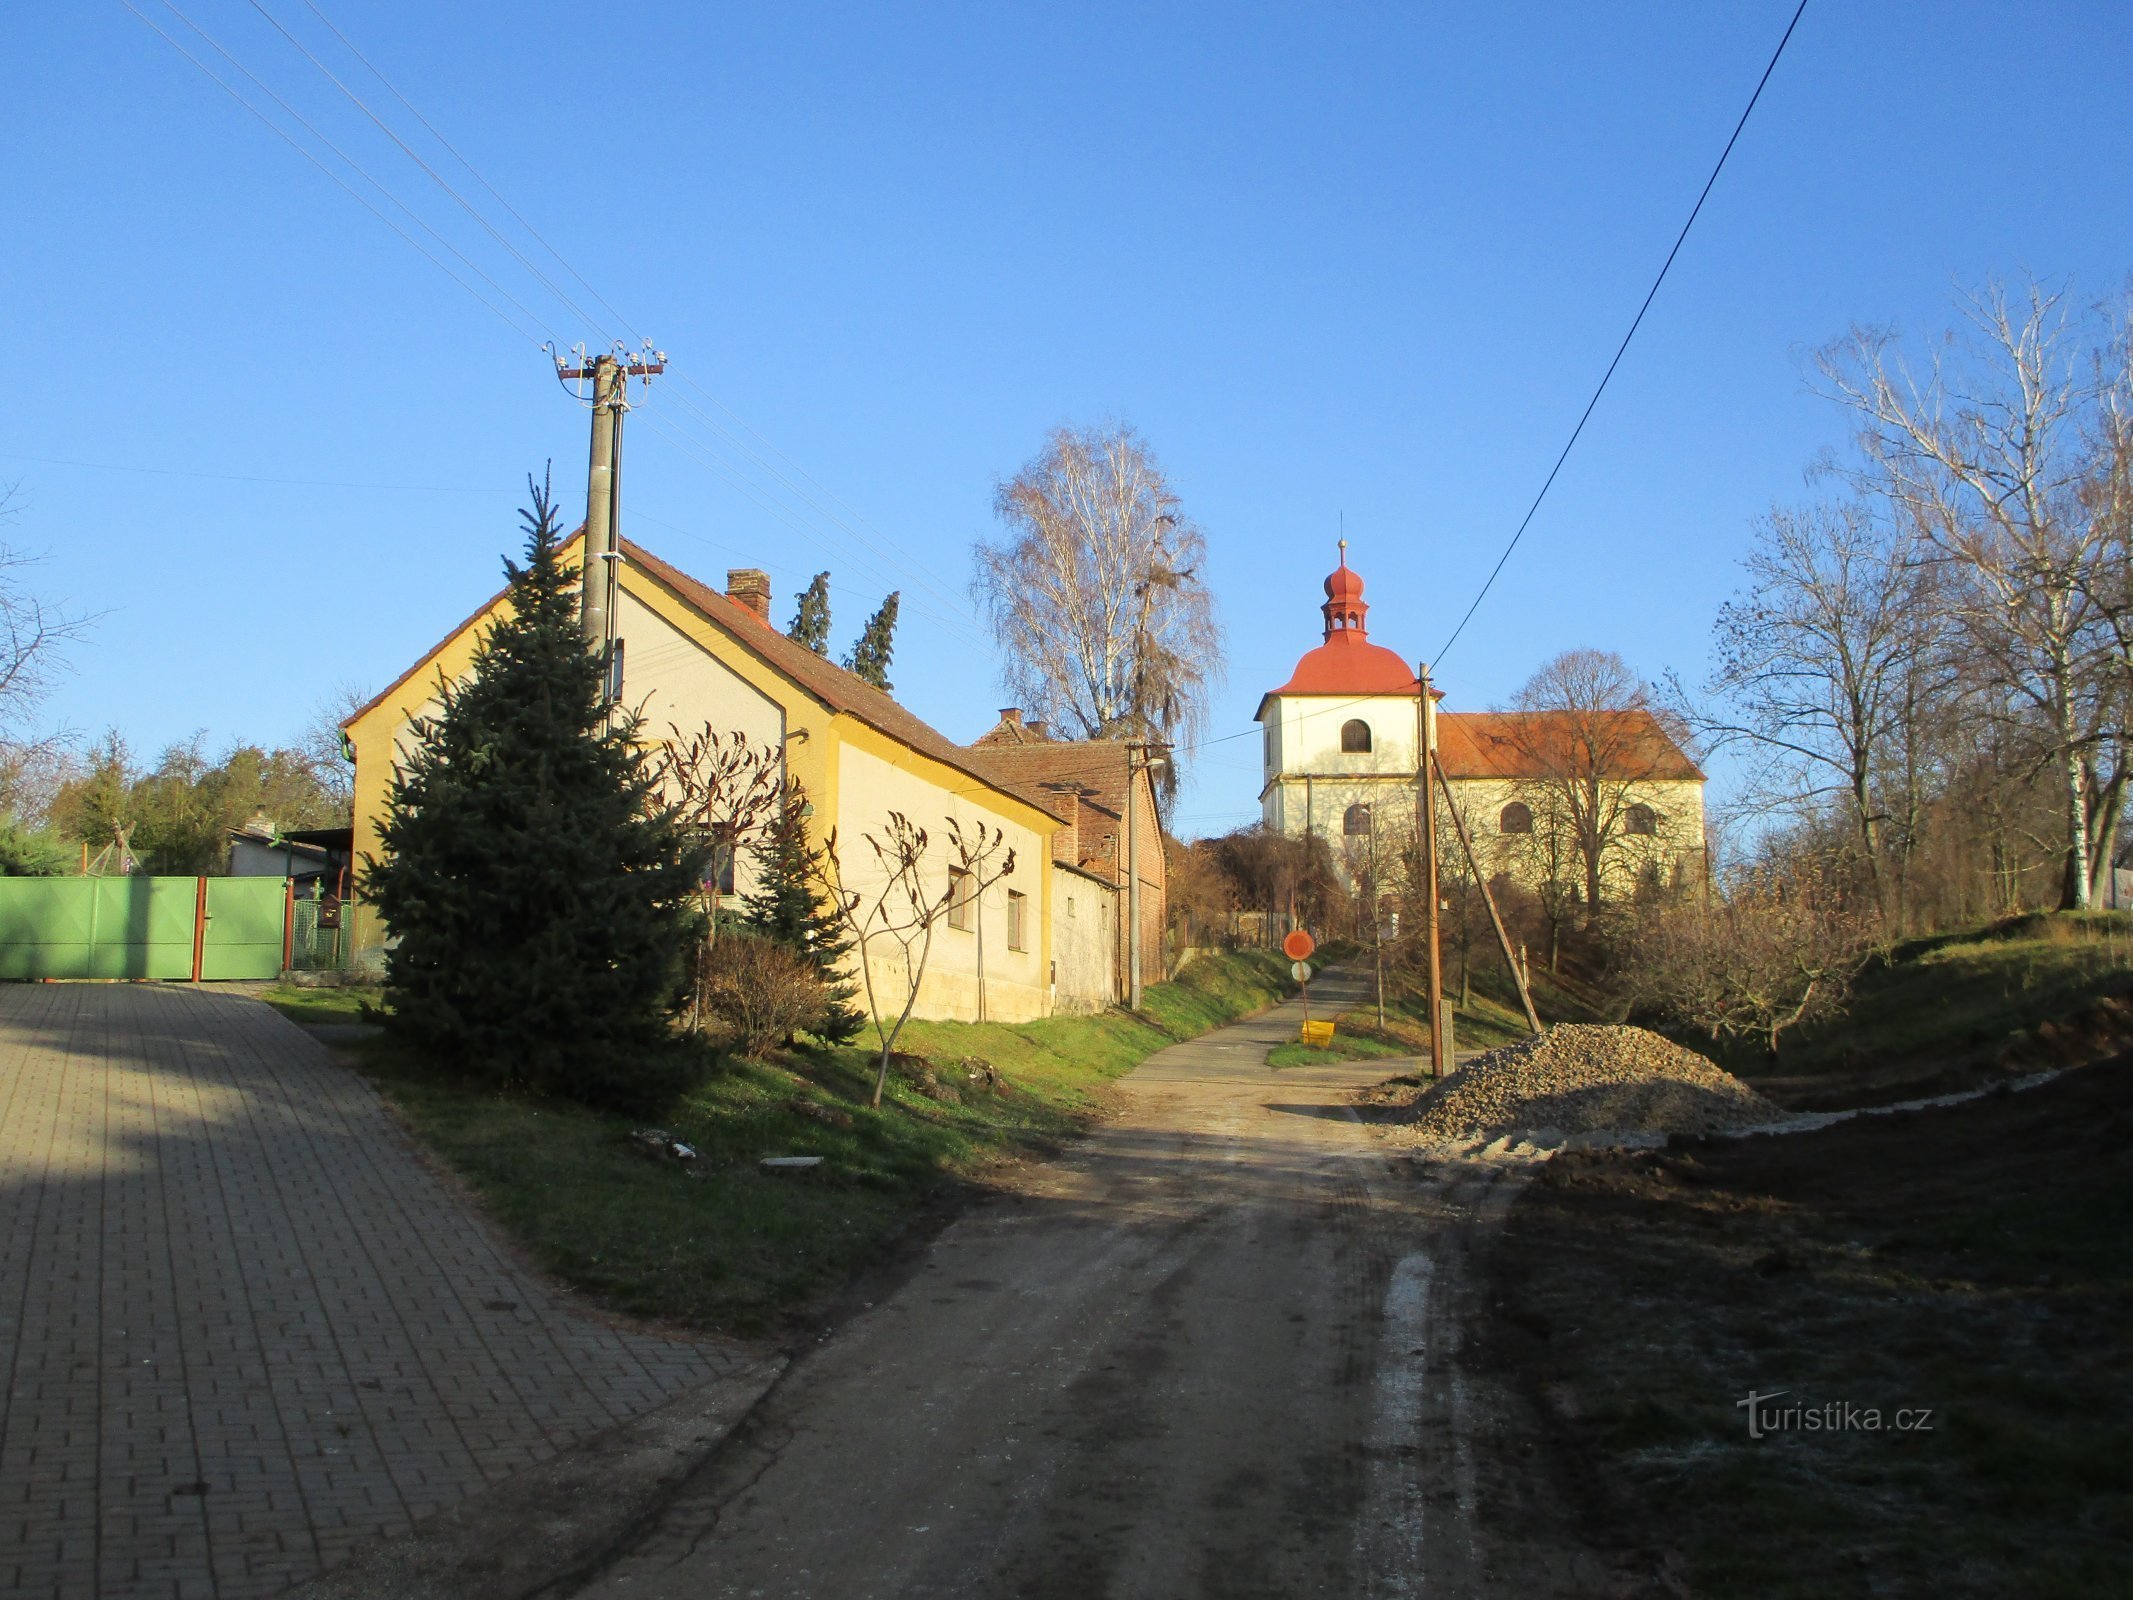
left=1340, top=718, right=1372, bottom=754
left=1007, top=889, right=1027, bottom=950
left=947, top=868, right=975, bottom=930
left=1343, top=803, right=1373, bottom=836
left=1625, top=803, right=1659, bottom=837
left=705, top=841, right=736, bottom=894
left=1499, top=802, right=1533, bottom=836
left=1067, top=894, right=1076, bottom=920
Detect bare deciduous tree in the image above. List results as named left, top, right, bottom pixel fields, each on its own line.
left=302, top=682, right=372, bottom=818
left=1816, top=278, right=2133, bottom=908
left=0, top=484, right=92, bottom=748
left=1626, top=855, right=1874, bottom=1056
left=974, top=423, right=1224, bottom=798
left=1502, top=649, right=1692, bottom=917
left=660, top=726, right=784, bottom=1030
left=811, top=813, right=1017, bottom=1108
left=1690, top=497, right=1948, bottom=918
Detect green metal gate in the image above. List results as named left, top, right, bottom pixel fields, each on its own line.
left=0, top=876, right=291, bottom=981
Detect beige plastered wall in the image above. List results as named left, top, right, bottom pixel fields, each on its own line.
left=830, top=738, right=1054, bottom=1024
left=344, top=554, right=1059, bottom=1026
left=1049, top=863, right=1117, bottom=1014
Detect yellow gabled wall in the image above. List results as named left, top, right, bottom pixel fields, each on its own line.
left=343, top=547, right=1060, bottom=1023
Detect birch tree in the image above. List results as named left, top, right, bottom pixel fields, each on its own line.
left=1816, top=279, right=2130, bottom=908
left=973, top=423, right=1224, bottom=796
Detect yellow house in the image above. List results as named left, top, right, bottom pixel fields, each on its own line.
left=342, top=531, right=1073, bottom=1023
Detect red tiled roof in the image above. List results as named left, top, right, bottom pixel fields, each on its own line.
left=347, top=528, right=1067, bottom=824
left=1265, top=633, right=1420, bottom=698
left=960, top=740, right=1138, bottom=877
left=1436, top=710, right=1704, bottom=783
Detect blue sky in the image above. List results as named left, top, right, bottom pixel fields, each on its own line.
left=4, top=2, right=2128, bottom=835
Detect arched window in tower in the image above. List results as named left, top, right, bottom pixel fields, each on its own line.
left=1499, top=801, right=1533, bottom=835
left=1344, top=803, right=1372, bottom=836
left=1625, top=803, right=1659, bottom=837
left=1340, top=718, right=1372, bottom=754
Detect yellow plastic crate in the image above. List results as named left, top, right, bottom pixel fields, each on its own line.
left=1299, top=1019, right=1336, bottom=1048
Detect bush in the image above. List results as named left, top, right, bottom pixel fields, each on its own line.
left=702, top=935, right=829, bottom=1056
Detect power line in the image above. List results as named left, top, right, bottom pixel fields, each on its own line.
left=119, top=0, right=547, bottom=345
left=155, top=0, right=993, bottom=649
left=293, top=0, right=644, bottom=340
left=244, top=0, right=614, bottom=344
left=155, top=0, right=565, bottom=342
left=278, top=0, right=987, bottom=633
left=1432, top=0, right=1810, bottom=666
left=0, top=451, right=511, bottom=493
left=1178, top=1, right=1812, bottom=764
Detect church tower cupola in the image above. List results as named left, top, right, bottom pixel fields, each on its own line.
left=1322, top=539, right=1368, bottom=640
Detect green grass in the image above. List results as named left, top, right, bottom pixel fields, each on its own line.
left=260, top=983, right=383, bottom=1026
left=1265, top=1033, right=1412, bottom=1069
left=1715, top=910, right=2133, bottom=1107
left=293, top=948, right=1296, bottom=1337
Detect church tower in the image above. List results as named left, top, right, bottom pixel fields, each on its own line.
left=1253, top=543, right=1420, bottom=851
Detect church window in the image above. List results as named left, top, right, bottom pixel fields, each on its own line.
left=1343, top=803, right=1373, bottom=836
left=1499, top=801, right=1533, bottom=836
left=1625, top=803, right=1659, bottom=837
left=1340, top=719, right=1372, bottom=754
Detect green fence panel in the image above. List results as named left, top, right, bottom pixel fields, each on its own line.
left=0, top=875, right=288, bottom=981
left=201, top=878, right=287, bottom=980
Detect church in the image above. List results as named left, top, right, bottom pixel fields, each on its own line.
left=1254, top=545, right=1705, bottom=900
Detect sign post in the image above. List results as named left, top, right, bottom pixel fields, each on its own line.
left=1283, top=928, right=1317, bottom=1023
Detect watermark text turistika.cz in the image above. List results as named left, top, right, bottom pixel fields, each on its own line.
left=1736, top=1390, right=1935, bottom=1440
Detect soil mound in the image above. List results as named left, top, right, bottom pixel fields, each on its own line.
left=1384, top=1024, right=1782, bottom=1147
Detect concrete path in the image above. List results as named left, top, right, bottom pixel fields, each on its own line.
left=0, top=983, right=749, bottom=1600
left=571, top=969, right=1583, bottom=1599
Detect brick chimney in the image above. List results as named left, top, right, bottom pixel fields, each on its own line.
left=725, top=568, right=773, bottom=625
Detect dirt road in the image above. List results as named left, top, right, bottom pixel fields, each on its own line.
left=569, top=972, right=1590, bottom=1599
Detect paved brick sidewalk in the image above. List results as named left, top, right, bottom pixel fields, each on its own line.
left=0, top=984, right=741, bottom=1600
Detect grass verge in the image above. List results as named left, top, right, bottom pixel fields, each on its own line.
left=262, top=947, right=1293, bottom=1338
left=1488, top=1054, right=2133, bottom=1597
left=1718, top=910, right=2133, bottom=1110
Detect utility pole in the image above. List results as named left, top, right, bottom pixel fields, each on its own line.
left=1369, top=810, right=1386, bottom=1029
left=1418, top=662, right=1447, bottom=1078
left=1433, top=753, right=1543, bottom=1035
left=1125, top=740, right=1169, bottom=1010
left=553, top=343, right=664, bottom=680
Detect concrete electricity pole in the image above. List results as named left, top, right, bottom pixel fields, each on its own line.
left=553, top=343, right=665, bottom=672
left=1417, top=662, right=1447, bottom=1078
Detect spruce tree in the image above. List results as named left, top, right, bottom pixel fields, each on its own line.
left=742, top=783, right=864, bottom=1042
left=787, top=571, right=832, bottom=654
left=362, top=475, right=705, bottom=1108
left=844, top=591, right=900, bottom=691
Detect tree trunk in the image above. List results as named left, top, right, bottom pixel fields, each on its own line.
left=2059, top=740, right=2092, bottom=910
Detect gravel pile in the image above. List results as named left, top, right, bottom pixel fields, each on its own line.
left=1390, top=1024, right=1781, bottom=1147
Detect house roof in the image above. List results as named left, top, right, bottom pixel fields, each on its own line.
left=347, top=529, right=1067, bottom=825
left=1436, top=710, right=1705, bottom=783
left=960, top=740, right=1146, bottom=877
left=1259, top=545, right=1421, bottom=707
